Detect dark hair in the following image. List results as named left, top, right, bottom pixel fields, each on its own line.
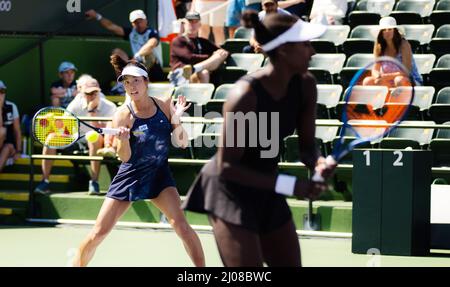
left=110, top=54, right=149, bottom=78
left=375, top=28, right=403, bottom=57
left=247, top=12, right=298, bottom=58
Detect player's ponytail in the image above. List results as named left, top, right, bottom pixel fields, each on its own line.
left=110, top=54, right=128, bottom=76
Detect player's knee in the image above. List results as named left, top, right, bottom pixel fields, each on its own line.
left=171, top=217, right=191, bottom=238
left=0, top=127, right=6, bottom=138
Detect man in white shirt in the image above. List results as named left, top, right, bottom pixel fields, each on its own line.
left=34, top=78, right=117, bottom=196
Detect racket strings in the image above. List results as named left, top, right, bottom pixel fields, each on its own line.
left=34, top=108, right=79, bottom=148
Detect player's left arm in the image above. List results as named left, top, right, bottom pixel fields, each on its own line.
left=158, top=96, right=191, bottom=149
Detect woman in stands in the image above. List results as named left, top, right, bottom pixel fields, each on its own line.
left=363, top=16, right=423, bottom=87
left=182, top=12, right=336, bottom=267
left=72, top=56, right=205, bottom=267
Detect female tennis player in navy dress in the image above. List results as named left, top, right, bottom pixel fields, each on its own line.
left=182, top=13, right=336, bottom=267
left=72, top=56, right=205, bottom=267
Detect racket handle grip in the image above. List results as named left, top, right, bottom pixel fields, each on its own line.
left=311, top=155, right=337, bottom=183
left=100, top=128, right=120, bottom=135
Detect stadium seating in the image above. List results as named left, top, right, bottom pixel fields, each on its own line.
left=309, top=54, right=346, bottom=84
left=339, top=53, right=374, bottom=87
left=317, top=84, right=343, bottom=119
left=429, top=121, right=450, bottom=166
left=174, top=83, right=215, bottom=115
left=205, top=84, right=234, bottom=115
left=429, top=54, right=450, bottom=90
left=234, top=27, right=253, bottom=39
left=429, top=87, right=450, bottom=123
left=317, top=25, right=351, bottom=46
left=430, top=0, right=450, bottom=28
left=221, top=39, right=250, bottom=54
left=379, top=120, right=435, bottom=149
left=148, top=83, right=175, bottom=98
left=429, top=25, right=450, bottom=57
left=227, top=53, right=265, bottom=73
left=347, top=11, right=381, bottom=28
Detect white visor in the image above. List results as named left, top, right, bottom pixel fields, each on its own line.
left=261, top=20, right=327, bottom=52
left=117, top=65, right=149, bottom=82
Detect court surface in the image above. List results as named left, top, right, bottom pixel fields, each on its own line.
left=1, top=225, right=450, bottom=267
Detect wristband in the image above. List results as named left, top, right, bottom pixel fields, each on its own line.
left=275, top=174, right=296, bottom=196
left=96, top=13, right=103, bottom=21
left=134, top=52, right=143, bottom=62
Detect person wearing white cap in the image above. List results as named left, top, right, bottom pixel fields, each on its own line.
left=363, top=16, right=423, bottom=87
left=0, top=81, right=22, bottom=173
left=34, top=78, right=117, bottom=196
left=182, top=12, right=336, bottom=267
left=169, top=11, right=229, bottom=86
left=50, top=61, right=78, bottom=108
left=85, top=9, right=165, bottom=82
left=71, top=55, right=205, bottom=267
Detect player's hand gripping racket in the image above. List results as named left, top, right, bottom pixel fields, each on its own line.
left=312, top=56, right=415, bottom=182
left=32, top=107, right=120, bottom=149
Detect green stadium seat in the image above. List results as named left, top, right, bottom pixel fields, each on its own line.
left=436, top=0, right=450, bottom=9
left=429, top=54, right=450, bottom=91
left=349, top=25, right=379, bottom=40
left=379, top=120, right=435, bottom=149
left=161, top=41, right=170, bottom=68
left=365, top=0, right=396, bottom=16
left=342, top=39, right=375, bottom=57
left=429, top=25, right=450, bottom=57
left=347, top=11, right=381, bottom=28
left=212, top=67, right=248, bottom=86
left=283, top=135, right=324, bottom=162
left=413, top=54, right=436, bottom=75
left=390, top=11, right=423, bottom=25
left=309, top=54, right=347, bottom=75
left=310, top=40, right=337, bottom=53
left=316, top=119, right=341, bottom=155
left=429, top=121, right=450, bottom=167
left=400, top=24, right=435, bottom=45
left=174, top=83, right=215, bottom=106
left=227, top=53, right=265, bottom=73
left=339, top=53, right=374, bottom=87
left=234, top=27, right=253, bottom=39
left=430, top=11, right=450, bottom=29
left=394, top=0, right=435, bottom=17
left=205, top=84, right=234, bottom=115
left=204, top=121, right=223, bottom=134
left=221, top=39, right=250, bottom=54
left=336, top=85, right=389, bottom=118
left=317, top=25, right=351, bottom=46
left=174, top=84, right=215, bottom=116
left=386, top=86, right=435, bottom=120
left=316, top=84, right=343, bottom=119
left=148, top=83, right=175, bottom=98
left=429, top=87, right=450, bottom=123
left=308, top=68, right=333, bottom=84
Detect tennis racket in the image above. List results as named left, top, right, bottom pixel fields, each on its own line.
left=32, top=107, right=120, bottom=149
left=304, top=56, right=415, bottom=230
left=312, top=55, right=415, bottom=181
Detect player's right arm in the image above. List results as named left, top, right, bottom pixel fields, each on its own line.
left=85, top=9, right=125, bottom=37
left=113, top=106, right=132, bottom=162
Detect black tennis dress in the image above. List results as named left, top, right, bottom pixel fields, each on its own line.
left=181, top=74, right=304, bottom=233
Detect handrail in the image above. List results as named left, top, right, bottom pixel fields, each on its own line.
left=80, top=116, right=450, bottom=129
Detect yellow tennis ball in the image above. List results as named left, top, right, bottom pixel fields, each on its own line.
left=86, top=131, right=100, bottom=143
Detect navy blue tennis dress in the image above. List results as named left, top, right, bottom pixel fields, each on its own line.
left=106, top=98, right=176, bottom=201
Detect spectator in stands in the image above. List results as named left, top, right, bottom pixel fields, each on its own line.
left=34, top=78, right=117, bottom=196
left=175, top=0, right=192, bottom=19
left=169, top=11, right=229, bottom=86
left=363, top=17, right=423, bottom=87
left=0, top=81, right=21, bottom=173
left=244, top=0, right=291, bottom=53
left=226, top=0, right=262, bottom=38
left=50, top=62, right=78, bottom=108
left=191, top=0, right=227, bottom=45
left=309, top=0, right=347, bottom=25
left=85, top=9, right=165, bottom=82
